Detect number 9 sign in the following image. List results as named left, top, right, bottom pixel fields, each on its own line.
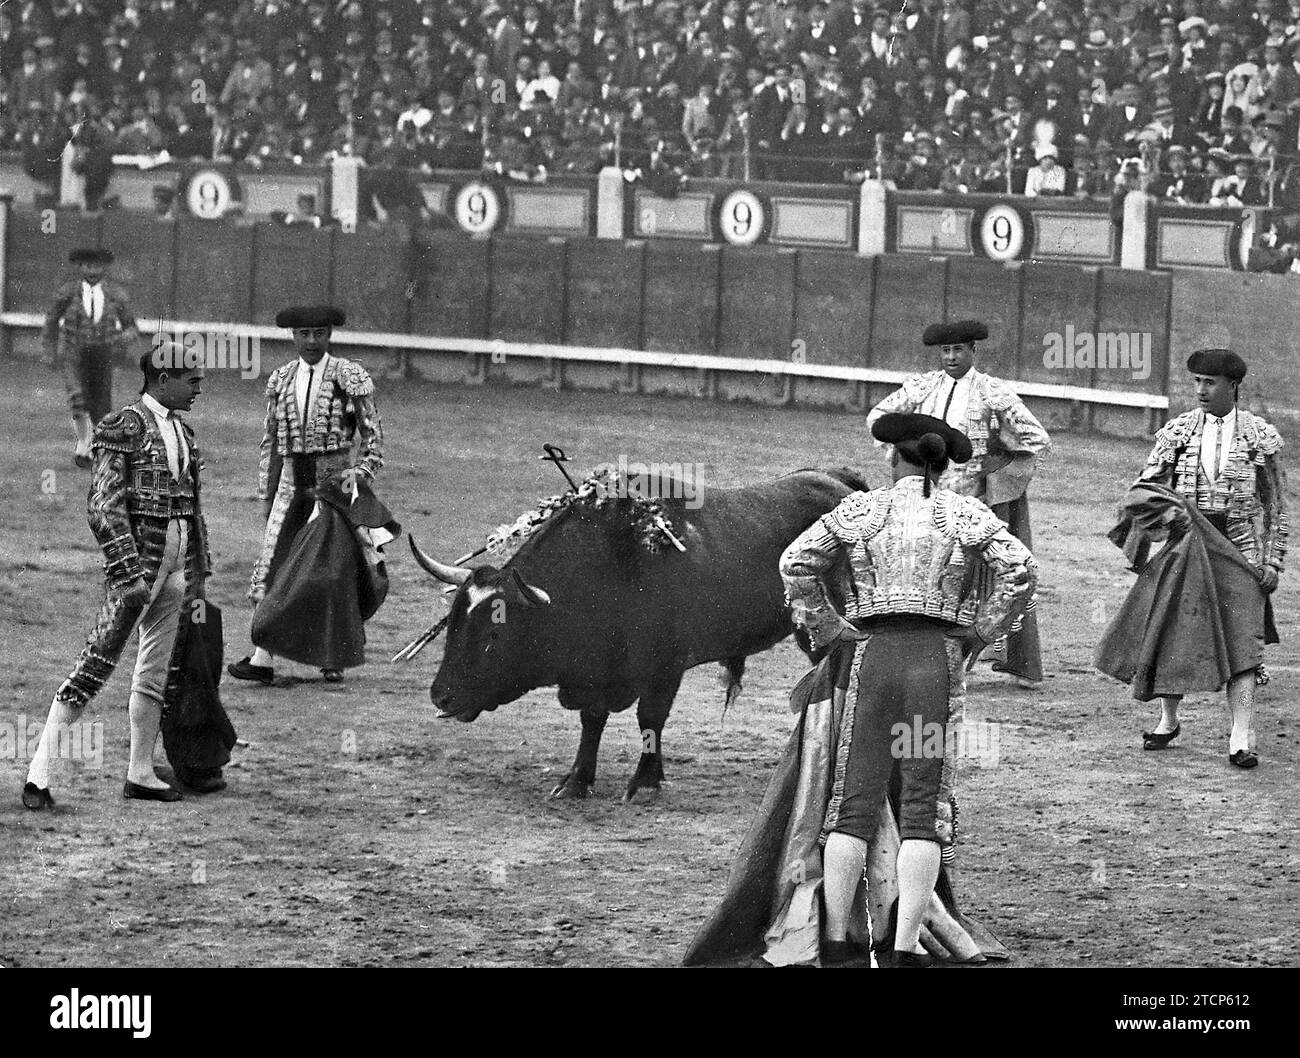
left=185, top=169, right=233, bottom=219
left=979, top=203, right=1026, bottom=261
left=718, top=189, right=766, bottom=246
left=454, top=181, right=502, bottom=234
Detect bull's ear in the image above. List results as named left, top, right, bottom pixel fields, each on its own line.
left=510, top=568, right=552, bottom=607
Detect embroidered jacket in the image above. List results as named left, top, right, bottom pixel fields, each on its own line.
left=42, top=279, right=138, bottom=363
left=866, top=369, right=1051, bottom=497
left=88, top=401, right=212, bottom=592
left=781, top=477, right=1039, bottom=649
left=257, top=356, right=384, bottom=501
left=1139, top=407, right=1288, bottom=570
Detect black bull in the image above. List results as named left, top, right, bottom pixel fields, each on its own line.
left=409, top=468, right=867, bottom=799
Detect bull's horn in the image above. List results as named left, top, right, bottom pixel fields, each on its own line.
left=409, top=534, right=471, bottom=585
left=510, top=568, right=552, bottom=607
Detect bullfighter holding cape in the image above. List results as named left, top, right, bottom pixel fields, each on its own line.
left=229, top=304, right=392, bottom=685
left=1096, top=349, right=1286, bottom=768
left=685, top=413, right=1038, bottom=967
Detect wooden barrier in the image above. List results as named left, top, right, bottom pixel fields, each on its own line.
left=0, top=206, right=1171, bottom=436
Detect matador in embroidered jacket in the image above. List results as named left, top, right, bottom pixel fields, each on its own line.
left=23, top=350, right=218, bottom=808
left=865, top=319, right=1050, bottom=682
left=683, top=414, right=1036, bottom=968
left=231, top=304, right=385, bottom=686
left=1138, top=401, right=1287, bottom=571
left=1102, top=349, right=1286, bottom=769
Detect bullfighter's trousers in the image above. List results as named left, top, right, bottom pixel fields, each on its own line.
left=63, top=342, right=115, bottom=425
left=823, top=617, right=956, bottom=848
left=56, top=519, right=190, bottom=709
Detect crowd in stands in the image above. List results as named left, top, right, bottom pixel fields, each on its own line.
left=4, top=0, right=1300, bottom=207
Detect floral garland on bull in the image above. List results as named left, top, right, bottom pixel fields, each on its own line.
left=481, top=468, right=686, bottom=560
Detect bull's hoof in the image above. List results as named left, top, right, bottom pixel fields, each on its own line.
left=549, top=773, right=594, bottom=799
left=622, top=780, right=662, bottom=803
left=622, top=756, right=665, bottom=801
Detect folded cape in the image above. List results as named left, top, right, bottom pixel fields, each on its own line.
left=163, top=600, right=237, bottom=774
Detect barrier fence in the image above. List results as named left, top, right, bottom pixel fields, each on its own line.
left=0, top=191, right=1187, bottom=436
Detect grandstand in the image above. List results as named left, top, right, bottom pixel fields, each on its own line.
left=3, top=1, right=1300, bottom=206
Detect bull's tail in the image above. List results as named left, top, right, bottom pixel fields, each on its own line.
left=718, top=656, right=746, bottom=719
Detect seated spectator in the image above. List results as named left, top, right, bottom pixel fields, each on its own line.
left=1024, top=143, right=1067, bottom=196
left=115, top=103, right=165, bottom=154
left=520, top=59, right=562, bottom=111
left=1213, top=156, right=1270, bottom=207
left=1149, top=145, right=1207, bottom=204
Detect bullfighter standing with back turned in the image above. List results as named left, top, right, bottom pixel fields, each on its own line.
left=866, top=320, right=1051, bottom=684
left=228, top=305, right=386, bottom=686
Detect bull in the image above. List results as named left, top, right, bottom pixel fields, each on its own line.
left=409, top=468, right=866, bottom=800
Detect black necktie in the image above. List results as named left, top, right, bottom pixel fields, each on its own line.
left=302, top=366, right=315, bottom=423
left=941, top=379, right=957, bottom=424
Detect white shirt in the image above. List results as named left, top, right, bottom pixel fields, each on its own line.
left=1024, top=164, right=1067, bottom=196
left=920, top=367, right=973, bottom=428
left=141, top=391, right=187, bottom=479
left=82, top=281, right=104, bottom=323
left=296, top=354, right=329, bottom=427
left=1200, top=407, right=1236, bottom=481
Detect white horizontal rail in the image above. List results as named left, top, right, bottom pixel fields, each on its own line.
left=1, top=311, right=1168, bottom=410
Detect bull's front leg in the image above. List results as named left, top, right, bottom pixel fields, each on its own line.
left=550, top=708, right=608, bottom=799
left=625, top=673, right=682, bottom=802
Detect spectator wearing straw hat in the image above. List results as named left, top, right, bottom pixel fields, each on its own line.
left=1178, top=17, right=1210, bottom=66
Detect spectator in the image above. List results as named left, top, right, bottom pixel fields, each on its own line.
left=1149, top=144, right=1207, bottom=204
left=1024, top=143, right=1066, bottom=196
left=0, top=0, right=1296, bottom=199
left=521, top=58, right=561, bottom=111
left=1215, top=155, right=1270, bottom=206
left=717, top=93, right=754, bottom=179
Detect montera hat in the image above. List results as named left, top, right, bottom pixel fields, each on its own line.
left=1187, top=348, right=1246, bottom=380
left=871, top=412, right=974, bottom=464
left=69, top=247, right=114, bottom=265
left=922, top=319, right=988, bottom=346
left=275, top=304, right=347, bottom=328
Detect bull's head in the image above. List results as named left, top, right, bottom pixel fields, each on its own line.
left=410, top=536, right=552, bottom=721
